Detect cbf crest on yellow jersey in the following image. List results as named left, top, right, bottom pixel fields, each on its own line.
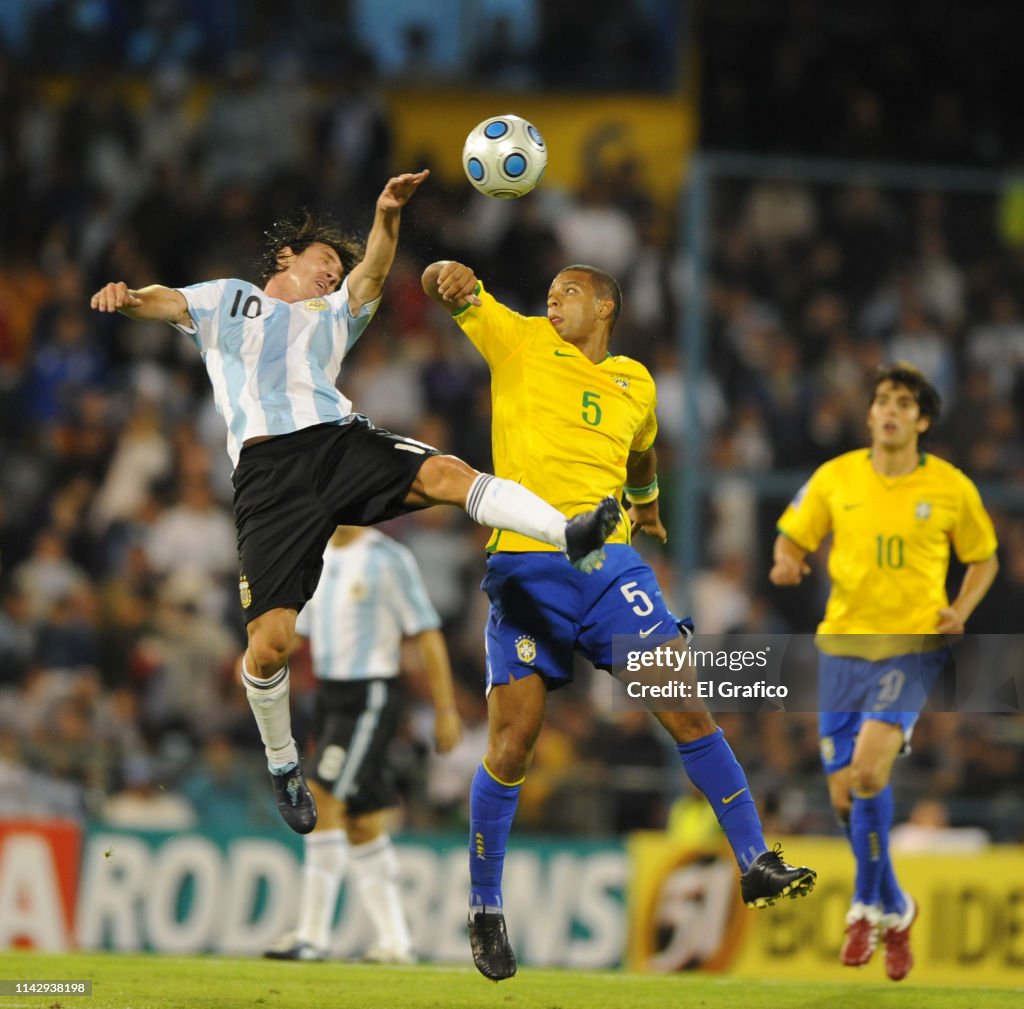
left=777, top=449, right=997, bottom=656
left=453, top=284, right=657, bottom=552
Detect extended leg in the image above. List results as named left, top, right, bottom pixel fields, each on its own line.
left=648, top=638, right=816, bottom=908
left=406, top=455, right=620, bottom=571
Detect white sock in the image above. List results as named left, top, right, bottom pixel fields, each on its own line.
left=465, top=474, right=566, bottom=550
left=296, top=829, right=348, bottom=951
left=241, top=659, right=298, bottom=770
left=350, top=835, right=412, bottom=956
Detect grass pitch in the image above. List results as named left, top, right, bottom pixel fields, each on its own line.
left=0, top=953, right=1019, bottom=1009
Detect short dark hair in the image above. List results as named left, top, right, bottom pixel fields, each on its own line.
left=559, top=264, right=622, bottom=328
left=872, top=362, right=942, bottom=427
left=256, top=210, right=365, bottom=288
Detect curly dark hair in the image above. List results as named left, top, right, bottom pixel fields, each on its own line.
left=255, top=210, right=365, bottom=288
left=872, top=361, right=942, bottom=432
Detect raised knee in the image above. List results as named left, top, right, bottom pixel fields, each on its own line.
left=247, top=629, right=292, bottom=676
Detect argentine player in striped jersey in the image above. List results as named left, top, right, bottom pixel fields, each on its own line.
left=423, top=260, right=816, bottom=982
left=265, top=525, right=461, bottom=964
left=90, top=171, right=619, bottom=837
left=771, top=363, right=998, bottom=980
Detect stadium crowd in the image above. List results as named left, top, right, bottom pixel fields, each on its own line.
left=0, top=1, right=1022, bottom=843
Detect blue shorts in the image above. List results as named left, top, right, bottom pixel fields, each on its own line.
left=481, top=545, right=690, bottom=692
left=817, top=648, right=949, bottom=775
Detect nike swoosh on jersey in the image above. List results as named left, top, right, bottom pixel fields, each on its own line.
left=553, top=350, right=576, bottom=357
left=638, top=621, right=663, bottom=638
left=722, top=788, right=747, bottom=804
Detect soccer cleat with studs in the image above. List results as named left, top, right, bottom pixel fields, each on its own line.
left=271, top=761, right=318, bottom=834
left=881, top=895, right=917, bottom=980
left=739, top=844, right=817, bottom=909
left=468, top=910, right=517, bottom=981
left=841, top=902, right=881, bottom=966
left=565, top=496, right=621, bottom=573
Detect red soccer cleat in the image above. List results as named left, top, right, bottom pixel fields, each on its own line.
left=840, top=903, right=880, bottom=967
left=881, top=895, right=917, bottom=981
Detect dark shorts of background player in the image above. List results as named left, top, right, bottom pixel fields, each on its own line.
left=308, top=678, right=403, bottom=815
left=232, top=417, right=439, bottom=622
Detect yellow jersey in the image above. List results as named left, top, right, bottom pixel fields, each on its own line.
left=453, top=283, right=657, bottom=552
left=777, top=449, right=997, bottom=657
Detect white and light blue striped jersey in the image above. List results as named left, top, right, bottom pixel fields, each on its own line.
left=172, top=277, right=380, bottom=467
left=295, top=529, right=441, bottom=681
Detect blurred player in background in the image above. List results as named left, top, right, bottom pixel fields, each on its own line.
left=89, top=171, right=619, bottom=837
left=423, top=259, right=816, bottom=982
left=770, top=362, right=998, bottom=980
left=265, top=525, right=461, bottom=963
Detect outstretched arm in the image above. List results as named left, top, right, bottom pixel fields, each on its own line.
left=769, top=532, right=811, bottom=585
left=421, top=260, right=483, bottom=310
left=625, top=448, right=667, bottom=544
left=90, top=282, right=191, bottom=327
left=346, top=170, right=430, bottom=313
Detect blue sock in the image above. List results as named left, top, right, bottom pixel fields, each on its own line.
left=468, top=761, right=522, bottom=911
left=850, top=784, right=893, bottom=907
left=842, top=800, right=904, bottom=914
left=676, top=728, right=766, bottom=870
left=879, top=853, right=907, bottom=916
left=838, top=816, right=851, bottom=843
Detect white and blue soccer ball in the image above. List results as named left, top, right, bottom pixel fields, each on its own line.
left=462, top=114, right=547, bottom=199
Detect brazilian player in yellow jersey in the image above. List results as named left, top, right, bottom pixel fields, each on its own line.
left=771, top=363, right=998, bottom=981
left=423, top=260, right=816, bottom=981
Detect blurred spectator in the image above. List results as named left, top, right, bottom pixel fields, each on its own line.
left=554, top=172, right=638, bottom=279
left=125, top=0, right=204, bottom=72
left=143, top=477, right=237, bottom=589
left=182, top=732, right=276, bottom=828
left=0, top=583, right=35, bottom=685
left=102, top=754, right=198, bottom=829
left=890, top=798, right=990, bottom=853
left=13, top=528, right=90, bottom=623
left=21, top=307, right=107, bottom=426
left=966, top=290, right=1024, bottom=402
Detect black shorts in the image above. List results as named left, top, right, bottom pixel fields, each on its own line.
left=308, top=678, right=403, bottom=815
left=231, top=418, right=439, bottom=621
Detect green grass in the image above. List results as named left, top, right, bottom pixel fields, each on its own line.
left=0, top=953, right=1019, bottom=1009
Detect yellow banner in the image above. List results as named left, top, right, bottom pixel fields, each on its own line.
left=627, top=834, right=1024, bottom=987
left=384, top=89, right=695, bottom=208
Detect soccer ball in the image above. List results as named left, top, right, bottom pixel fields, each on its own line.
left=462, top=115, right=547, bottom=199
